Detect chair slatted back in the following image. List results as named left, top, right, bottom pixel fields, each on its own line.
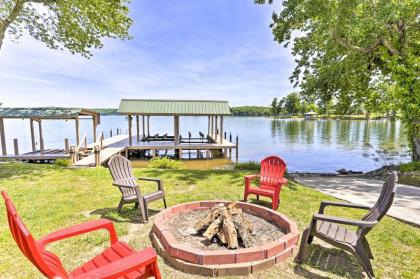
left=358, top=172, right=398, bottom=236
left=259, top=156, right=287, bottom=189
left=108, top=155, right=138, bottom=197
left=1, top=191, right=68, bottom=278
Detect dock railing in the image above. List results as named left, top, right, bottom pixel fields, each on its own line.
left=70, top=134, right=87, bottom=163
left=93, top=132, right=104, bottom=167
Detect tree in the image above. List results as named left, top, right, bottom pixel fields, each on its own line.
left=256, top=0, right=420, bottom=161
left=271, top=98, right=279, bottom=117
left=282, top=92, right=300, bottom=115
left=0, top=0, right=132, bottom=57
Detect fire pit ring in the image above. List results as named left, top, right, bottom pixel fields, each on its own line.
left=150, top=200, right=299, bottom=276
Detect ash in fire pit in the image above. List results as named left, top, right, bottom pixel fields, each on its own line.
left=166, top=202, right=286, bottom=251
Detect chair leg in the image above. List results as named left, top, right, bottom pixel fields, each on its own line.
left=362, top=237, right=374, bottom=259
left=143, top=200, right=149, bottom=222
left=256, top=195, right=259, bottom=201
left=353, top=246, right=375, bottom=279
left=243, top=192, right=248, bottom=202
left=296, top=227, right=310, bottom=263
left=138, top=199, right=147, bottom=222
left=134, top=202, right=139, bottom=209
left=152, top=260, right=162, bottom=279
left=117, top=198, right=124, bottom=213
left=163, top=197, right=167, bottom=209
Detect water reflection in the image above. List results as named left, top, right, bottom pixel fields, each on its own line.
left=2, top=116, right=409, bottom=173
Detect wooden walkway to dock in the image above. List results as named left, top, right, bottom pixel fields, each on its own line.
left=74, top=146, right=126, bottom=167
left=75, top=135, right=129, bottom=167
left=74, top=134, right=237, bottom=167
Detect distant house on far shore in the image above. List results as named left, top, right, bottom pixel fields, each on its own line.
left=304, top=110, right=318, bottom=120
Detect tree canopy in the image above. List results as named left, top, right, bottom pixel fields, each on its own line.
left=256, top=0, right=420, bottom=160
left=0, top=0, right=132, bottom=57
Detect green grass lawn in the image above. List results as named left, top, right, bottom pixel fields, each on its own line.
left=0, top=162, right=419, bottom=278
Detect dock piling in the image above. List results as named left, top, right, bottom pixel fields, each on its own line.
left=13, top=139, right=19, bottom=155
left=64, top=138, right=69, bottom=153
left=235, top=135, right=239, bottom=162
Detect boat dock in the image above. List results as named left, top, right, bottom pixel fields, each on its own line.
left=74, top=133, right=238, bottom=167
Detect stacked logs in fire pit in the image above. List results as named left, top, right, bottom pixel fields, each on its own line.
left=194, top=202, right=254, bottom=249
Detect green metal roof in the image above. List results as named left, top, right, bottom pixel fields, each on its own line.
left=118, top=99, right=231, bottom=115
left=0, top=107, right=99, bottom=119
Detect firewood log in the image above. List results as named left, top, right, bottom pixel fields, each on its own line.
left=194, top=203, right=225, bottom=231
left=222, top=211, right=238, bottom=249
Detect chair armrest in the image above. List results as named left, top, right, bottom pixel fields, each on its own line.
left=244, top=174, right=259, bottom=181
left=313, top=214, right=377, bottom=228
left=138, top=177, right=164, bottom=191
left=75, top=247, right=157, bottom=279
left=137, top=177, right=161, bottom=182
left=277, top=178, right=288, bottom=185
left=40, top=219, right=118, bottom=247
left=319, top=201, right=371, bottom=214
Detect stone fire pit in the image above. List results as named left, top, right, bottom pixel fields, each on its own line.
left=150, top=201, right=299, bottom=276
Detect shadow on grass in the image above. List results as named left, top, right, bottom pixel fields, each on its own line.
left=90, top=207, right=161, bottom=224
left=139, top=169, right=245, bottom=187
left=294, top=244, right=364, bottom=279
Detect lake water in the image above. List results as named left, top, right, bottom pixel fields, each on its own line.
left=2, top=116, right=409, bottom=173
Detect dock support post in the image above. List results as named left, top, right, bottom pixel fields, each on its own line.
left=223, top=148, right=227, bottom=158
left=206, top=149, right=210, bottom=159
left=30, top=119, right=36, bottom=151
left=92, top=117, right=97, bottom=143
left=70, top=146, right=76, bottom=163
left=207, top=116, right=210, bottom=135
left=38, top=120, right=45, bottom=154
left=75, top=117, right=80, bottom=147
left=178, top=148, right=182, bottom=159
left=64, top=138, right=69, bottom=153
left=110, top=129, right=113, bottom=137
left=235, top=135, right=239, bottom=163
left=219, top=116, right=224, bottom=144
left=229, top=133, right=232, bottom=159
left=128, top=114, right=132, bottom=146
left=174, top=115, right=180, bottom=146
left=0, top=118, right=6, bottom=155
left=13, top=139, right=19, bottom=155
left=100, top=132, right=104, bottom=150
left=142, top=115, right=145, bottom=138
left=210, top=116, right=214, bottom=138
left=215, top=116, right=218, bottom=140
left=94, top=145, right=100, bottom=167
left=136, top=115, right=140, bottom=142
left=147, top=116, right=150, bottom=137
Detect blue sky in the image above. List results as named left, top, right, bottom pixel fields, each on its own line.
left=0, top=0, right=296, bottom=107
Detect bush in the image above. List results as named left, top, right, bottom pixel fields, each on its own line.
left=148, top=157, right=184, bottom=169
left=399, top=161, right=420, bottom=172
left=233, top=161, right=261, bottom=171
left=55, top=159, right=71, bottom=167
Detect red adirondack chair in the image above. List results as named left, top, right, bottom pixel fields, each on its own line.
left=243, top=155, right=288, bottom=210
left=1, top=191, right=162, bottom=279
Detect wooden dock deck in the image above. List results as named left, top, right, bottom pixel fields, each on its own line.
left=74, top=134, right=237, bottom=167
left=0, top=149, right=69, bottom=161
left=87, top=134, right=129, bottom=149
left=74, top=146, right=126, bottom=167
left=0, top=133, right=237, bottom=166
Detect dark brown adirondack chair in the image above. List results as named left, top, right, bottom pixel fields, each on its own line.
left=108, top=155, right=167, bottom=222
left=296, top=171, right=398, bottom=279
